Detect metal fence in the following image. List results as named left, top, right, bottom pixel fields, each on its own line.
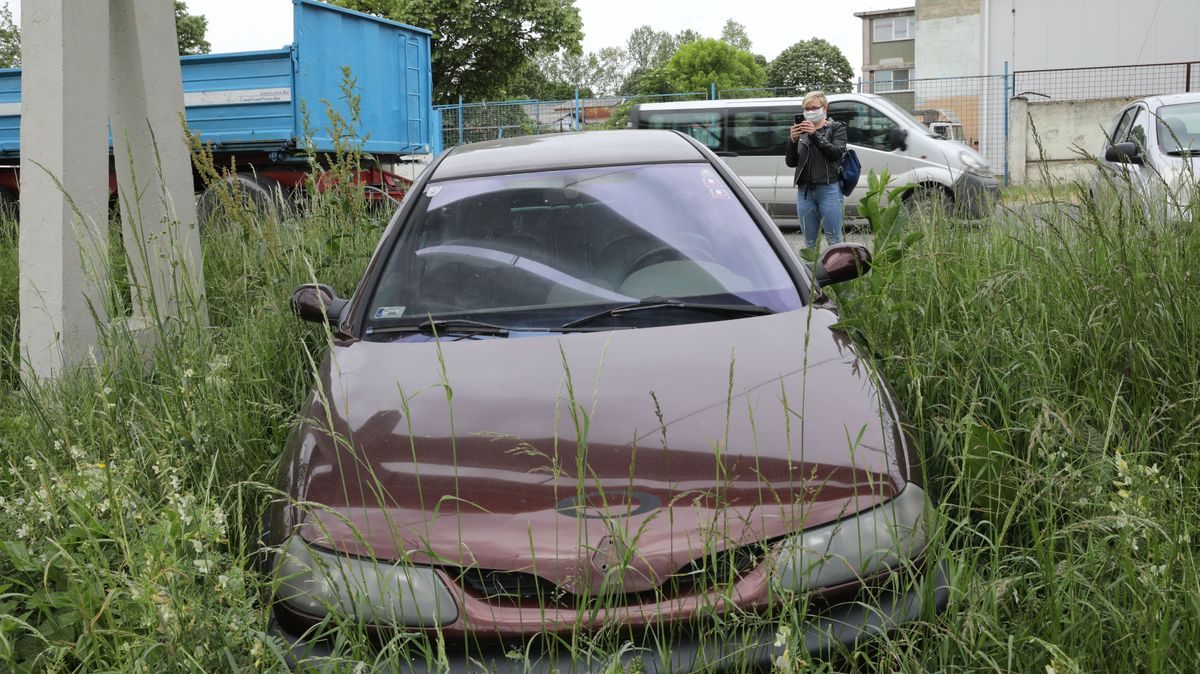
left=432, top=61, right=1200, bottom=184
left=1014, top=61, right=1200, bottom=102
left=433, top=92, right=706, bottom=151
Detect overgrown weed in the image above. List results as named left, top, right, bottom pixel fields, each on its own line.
left=0, top=142, right=1198, bottom=672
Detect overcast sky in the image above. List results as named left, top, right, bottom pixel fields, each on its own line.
left=2, top=0, right=903, bottom=82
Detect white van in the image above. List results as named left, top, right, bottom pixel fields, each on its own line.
left=628, top=93, right=999, bottom=219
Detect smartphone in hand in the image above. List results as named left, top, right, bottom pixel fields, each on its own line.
left=794, top=113, right=805, bottom=125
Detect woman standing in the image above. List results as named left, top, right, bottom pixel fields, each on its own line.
left=786, top=91, right=848, bottom=249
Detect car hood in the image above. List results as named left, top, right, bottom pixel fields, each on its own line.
left=276, top=308, right=914, bottom=594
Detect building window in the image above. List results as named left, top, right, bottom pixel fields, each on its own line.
left=872, top=68, right=911, bottom=93
left=874, top=16, right=915, bottom=42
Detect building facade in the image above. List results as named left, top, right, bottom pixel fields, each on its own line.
left=855, top=7, right=917, bottom=110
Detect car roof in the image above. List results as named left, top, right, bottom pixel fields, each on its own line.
left=1140, top=92, right=1200, bottom=108
left=433, top=130, right=706, bottom=181
left=631, top=92, right=882, bottom=112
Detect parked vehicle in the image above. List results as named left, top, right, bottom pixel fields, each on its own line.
left=1092, top=92, right=1200, bottom=220
left=266, top=129, right=948, bottom=671
left=629, top=93, right=998, bottom=219
left=0, top=0, right=434, bottom=223
left=914, top=108, right=968, bottom=144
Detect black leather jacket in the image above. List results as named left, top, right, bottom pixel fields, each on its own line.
left=785, top=120, right=847, bottom=187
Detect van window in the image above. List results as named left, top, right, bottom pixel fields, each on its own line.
left=828, top=101, right=898, bottom=151
left=1127, top=106, right=1149, bottom=151
left=644, top=112, right=723, bottom=149
left=726, top=110, right=795, bottom=156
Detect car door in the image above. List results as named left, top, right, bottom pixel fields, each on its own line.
left=1094, top=105, right=1137, bottom=199
left=723, top=108, right=796, bottom=217
left=827, top=100, right=914, bottom=207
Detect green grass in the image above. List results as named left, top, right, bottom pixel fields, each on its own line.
left=0, top=175, right=1198, bottom=672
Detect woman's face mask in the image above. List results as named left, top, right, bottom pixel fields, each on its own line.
left=804, top=107, right=826, bottom=124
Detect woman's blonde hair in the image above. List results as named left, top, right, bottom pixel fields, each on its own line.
left=802, top=91, right=827, bottom=108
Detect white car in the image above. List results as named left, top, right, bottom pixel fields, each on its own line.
left=628, top=93, right=999, bottom=220
left=1093, top=93, right=1200, bottom=220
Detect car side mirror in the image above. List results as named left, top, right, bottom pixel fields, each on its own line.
left=291, top=283, right=348, bottom=325
left=887, top=127, right=908, bottom=151
left=1105, top=141, right=1143, bottom=164
left=815, top=243, right=872, bottom=287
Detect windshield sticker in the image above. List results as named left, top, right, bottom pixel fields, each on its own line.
left=703, top=177, right=721, bottom=189
left=424, top=186, right=442, bottom=198
left=374, top=306, right=406, bottom=319
left=709, top=187, right=731, bottom=200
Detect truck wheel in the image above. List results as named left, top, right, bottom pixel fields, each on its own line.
left=196, top=173, right=289, bottom=231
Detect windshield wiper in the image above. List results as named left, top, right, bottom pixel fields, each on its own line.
left=369, top=318, right=511, bottom=337
left=561, top=297, right=773, bottom=329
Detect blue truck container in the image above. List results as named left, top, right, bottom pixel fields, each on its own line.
left=0, top=0, right=433, bottom=207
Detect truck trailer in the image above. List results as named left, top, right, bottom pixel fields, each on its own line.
left=0, top=0, right=434, bottom=222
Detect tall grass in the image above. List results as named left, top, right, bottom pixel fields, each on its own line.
left=0, top=163, right=1197, bottom=673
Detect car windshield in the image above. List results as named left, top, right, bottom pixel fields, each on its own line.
left=364, top=163, right=803, bottom=335
left=1156, top=103, right=1200, bottom=153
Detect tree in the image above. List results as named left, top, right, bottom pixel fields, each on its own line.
left=0, top=6, right=18, bottom=68
left=625, top=25, right=676, bottom=72
left=0, top=2, right=210, bottom=66
left=719, top=19, right=751, bottom=53
left=672, top=29, right=703, bottom=50
left=331, top=0, right=583, bottom=102
left=664, top=38, right=763, bottom=94
left=765, top=38, right=853, bottom=93
left=175, top=2, right=211, bottom=55
left=620, top=66, right=675, bottom=96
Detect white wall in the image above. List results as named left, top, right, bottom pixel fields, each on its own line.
left=915, top=13, right=982, bottom=80
left=987, top=0, right=1200, bottom=75
left=1008, top=96, right=1134, bottom=184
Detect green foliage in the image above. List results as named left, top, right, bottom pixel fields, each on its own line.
left=619, top=66, right=677, bottom=96
left=765, top=37, right=853, bottom=92
left=855, top=169, right=921, bottom=262
left=0, top=6, right=17, bottom=68
left=174, top=1, right=211, bottom=55
left=624, top=25, right=676, bottom=72
left=330, top=0, right=583, bottom=103
left=0, top=2, right=209, bottom=64
left=719, top=19, right=752, bottom=53
left=664, top=38, right=763, bottom=94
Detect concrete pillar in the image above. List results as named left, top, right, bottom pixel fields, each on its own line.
left=18, top=0, right=112, bottom=378
left=1008, top=96, right=1028, bottom=186
left=109, top=0, right=206, bottom=325
left=19, top=0, right=207, bottom=381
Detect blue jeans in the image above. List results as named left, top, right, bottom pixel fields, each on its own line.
left=797, top=183, right=844, bottom=248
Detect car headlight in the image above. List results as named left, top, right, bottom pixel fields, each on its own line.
left=959, top=150, right=993, bottom=177
left=772, top=484, right=928, bottom=593
left=275, top=536, right=459, bottom=626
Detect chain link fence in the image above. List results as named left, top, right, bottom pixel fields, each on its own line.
left=433, top=92, right=706, bottom=151
left=1014, top=62, right=1200, bottom=102
left=432, top=61, right=1200, bottom=185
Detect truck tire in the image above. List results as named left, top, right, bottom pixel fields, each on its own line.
left=196, top=173, right=289, bottom=232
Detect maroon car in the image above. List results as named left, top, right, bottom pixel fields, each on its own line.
left=267, top=130, right=947, bottom=671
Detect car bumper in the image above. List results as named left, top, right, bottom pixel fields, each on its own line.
left=270, top=562, right=950, bottom=673
left=952, top=172, right=1000, bottom=218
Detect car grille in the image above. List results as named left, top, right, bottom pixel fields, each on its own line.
left=456, top=544, right=765, bottom=608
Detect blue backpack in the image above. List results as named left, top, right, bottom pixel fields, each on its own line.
left=840, top=148, right=861, bottom=197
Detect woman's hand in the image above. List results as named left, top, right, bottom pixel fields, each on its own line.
left=790, top=121, right=815, bottom=141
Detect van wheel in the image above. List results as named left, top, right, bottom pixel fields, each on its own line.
left=196, top=173, right=290, bottom=232
left=904, top=186, right=952, bottom=220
